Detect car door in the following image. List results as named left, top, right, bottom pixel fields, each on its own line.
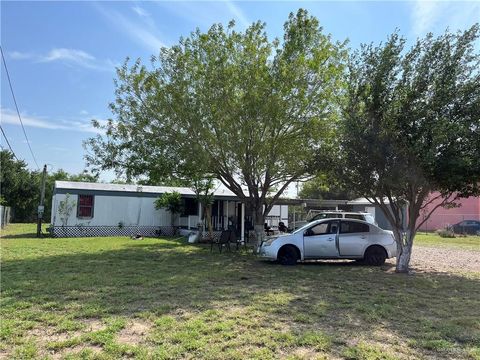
left=338, top=220, right=371, bottom=257
left=303, top=221, right=339, bottom=258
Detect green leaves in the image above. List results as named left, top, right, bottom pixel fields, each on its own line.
left=336, top=24, right=480, bottom=270
left=154, top=192, right=183, bottom=215
left=342, top=25, right=480, bottom=200
left=86, top=9, right=346, bottom=223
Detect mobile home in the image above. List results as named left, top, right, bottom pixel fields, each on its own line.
left=50, top=181, right=288, bottom=240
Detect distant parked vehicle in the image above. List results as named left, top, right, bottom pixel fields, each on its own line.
left=452, top=220, right=480, bottom=235
left=292, top=211, right=376, bottom=230
left=258, top=218, right=396, bottom=266
left=310, top=211, right=376, bottom=224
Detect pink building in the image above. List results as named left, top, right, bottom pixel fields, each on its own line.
left=418, top=193, right=480, bottom=232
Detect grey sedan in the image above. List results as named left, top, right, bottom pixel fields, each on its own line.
left=258, top=218, right=397, bottom=266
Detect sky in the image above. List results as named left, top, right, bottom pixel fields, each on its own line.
left=1, top=0, right=479, bottom=182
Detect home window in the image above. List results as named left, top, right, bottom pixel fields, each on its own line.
left=77, top=195, right=94, bottom=218
left=181, top=198, right=198, bottom=216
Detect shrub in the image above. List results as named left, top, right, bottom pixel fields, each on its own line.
left=435, top=229, right=455, bottom=238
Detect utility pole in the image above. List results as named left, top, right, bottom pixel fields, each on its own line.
left=37, top=164, right=47, bottom=238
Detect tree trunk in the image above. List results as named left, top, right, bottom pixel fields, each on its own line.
left=171, top=212, right=178, bottom=235
left=205, top=205, right=214, bottom=241
left=252, top=206, right=265, bottom=250
left=394, top=229, right=415, bottom=273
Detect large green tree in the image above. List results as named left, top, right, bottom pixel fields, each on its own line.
left=85, top=9, right=347, bottom=243
left=337, top=26, right=480, bottom=272
left=0, top=150, right=99, bottom=223
left=299, top=174, right=360, bottom=200
left=0, top=150, right=38, bottom=222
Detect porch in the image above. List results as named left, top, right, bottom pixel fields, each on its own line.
left=177, top=199, right=247, bottom=242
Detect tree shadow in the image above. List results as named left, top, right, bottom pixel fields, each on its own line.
left=1, top=232, right=39, bottom=239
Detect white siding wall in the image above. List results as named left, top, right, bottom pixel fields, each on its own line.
left=51, top=193, right=171, bottom=227
left=265, top=205, right=289, bottom=227
left=50, top=192, right=288, bottom=228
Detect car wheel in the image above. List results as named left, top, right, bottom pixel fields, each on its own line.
left=364, top=246, right=387, bottom=266
left=278, top=246, right=299, bottom=266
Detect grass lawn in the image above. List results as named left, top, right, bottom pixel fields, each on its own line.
left=415, top=233, right=480, bottom=251
left=1, top=224, right=479, bottom=359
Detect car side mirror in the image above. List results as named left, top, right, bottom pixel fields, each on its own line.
left=304, top=229, right=312, bottom=237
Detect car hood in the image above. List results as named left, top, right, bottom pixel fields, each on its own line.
left=265, top=233, right=291, bottom=240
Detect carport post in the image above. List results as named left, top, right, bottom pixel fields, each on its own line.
left=225, top=200, right=229, bottom=230
left=241, top=202, right=245, bottom=243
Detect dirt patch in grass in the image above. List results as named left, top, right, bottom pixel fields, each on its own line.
left=116, top=319, right=152, bottom=345
left=26, top=318, right=105, bottom=358
left=81, top=318, right=104, bottom=332
left=50, top=344, right=103, bottom=359
left=384, top=245, right=480, bottom=274
left=28, top=327, right=75, bottom=343
left=289, top=346, right=321, bottom=359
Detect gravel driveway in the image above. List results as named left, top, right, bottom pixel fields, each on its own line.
left=386, top=245, right=480, bottom=273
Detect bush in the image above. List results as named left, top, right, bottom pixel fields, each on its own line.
left=435, top=229, right=455, bottom=238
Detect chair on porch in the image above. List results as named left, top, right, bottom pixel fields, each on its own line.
left=210, top=230, right=246, bottom=252
left=211, top=230, right=232, bottom=253
left=229, top=230, right=246, bottom=251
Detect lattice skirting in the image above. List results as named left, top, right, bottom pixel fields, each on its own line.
left=201, top=231, right=222, bottom=242
left=50, top=225, right=176, bottom=238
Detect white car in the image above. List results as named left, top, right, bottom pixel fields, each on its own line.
left=258, top=218, right=396, bottom=266
left=292, top=211, right=376, bottom=230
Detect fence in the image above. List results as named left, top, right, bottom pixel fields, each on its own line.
left=50, top=225, right=177, bottom=238
left=0, top=206, right=11, bottom=229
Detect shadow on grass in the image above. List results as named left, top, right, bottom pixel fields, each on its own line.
left=1, top=232, right=40, bottom=239
left=2, top=238, right=479, bottom=356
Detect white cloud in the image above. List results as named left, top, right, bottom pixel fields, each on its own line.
left=8, top=48, right=117, bottom=72
left=411, top=1, right=480, bottom=38
left=156, top=1, right=251, bottom=31
left=9, top=51, right=35, bottom=60
left=42, top=48, right=95, bottom=62
left=132, top=6, right=149, bottom=18
left=1, top=108, right=105, bottom=134
left=95, top=3, right=164, bottom=52
left=225, top=1, right=250, bottom=28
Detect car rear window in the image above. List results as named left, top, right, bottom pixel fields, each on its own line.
left=326, top=213, right=342, bottom=218
left=345, top=214, right=364, bottom=220
left=340, top=221, right=370, bottom=234
left=313, top=213, right=342, bottom=220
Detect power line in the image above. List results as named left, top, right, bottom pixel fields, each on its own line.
left=0, top=45, right=40, bottom=170
left=0, top=125, right=18, bottom=159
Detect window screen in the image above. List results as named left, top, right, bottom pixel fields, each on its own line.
left=340, top=221, right=369, bottom=234
left=77, top=195, right=94, bottom=218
